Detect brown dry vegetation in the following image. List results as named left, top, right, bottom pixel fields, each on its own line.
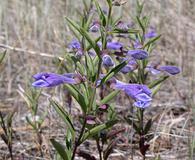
left=0, top=0, right=195, bottom=159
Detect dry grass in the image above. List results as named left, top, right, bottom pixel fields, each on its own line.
left=0, top=0, right=195, bottom=159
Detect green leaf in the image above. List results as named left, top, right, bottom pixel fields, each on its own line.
left=50, top=99, right=75, bottom=139
left=0, top=50, right=6, bottom=64
left=80, top=119, right=117, bottom=143
left=144, top=119, right=152, bottom=134
left=65, top=84, right=88, bottom=113
left=50, top=139, right=69, bottom=160
left=136, top=0, right=144, bottom=17
left=26, top=116, right=36, bottom=130
left=99, top=60, right=128, bottom=86
left=94, top=0, right=107, bottom=26
left=136, top=16, right=145, bottom=33
left=106, top=0, right=112, bottom=7
left=148, top=75, right=169, bottom=89
left=112, top=28, right=139, bottom=34
left=144, top=35, right=161, bottom=49
left=80, top=27, right=101, bottom=57
left=85, top=54, right=95, bottom=81
left=151, top=83, right=162, bottom=96
left=100, top=90, right=120, bottom=105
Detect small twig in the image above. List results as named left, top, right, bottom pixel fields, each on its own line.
left=0, top=43, right=64, bottom=61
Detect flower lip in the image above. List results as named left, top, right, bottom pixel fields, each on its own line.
left=127, top=50, right=148, bottom=60
left=134, top=101, right=151, bottom=108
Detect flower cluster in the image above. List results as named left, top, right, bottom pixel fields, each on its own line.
left=31, top=1, right=181, bottom=159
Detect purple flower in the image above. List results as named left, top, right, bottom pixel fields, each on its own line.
left=86, top=115, right=96, bottom=125
left=89, top=21, right=100, bottom=32
left=32, top=73, right=79, bottom=88
left=116, top=21, right=130, bottom=31
left=107, top=42, right=123, bottom=50
left=145, top=27, right=157, bottom=39
left=99, top=104, right=109, bottom=111
left=158, top=66, right=180, bottom=75
left=102, top=55, right=115, bottom=67
left=120, top=59, right=137, bottom=74
left=97, top=41, right=123, bottom=50
left=68, top=40, right=81, bottom=50
left=147, top=64, right=180, bottom=75
left=133, top=39, right=142, bottom=49
left=110, top=80, right=152, bottom=108
left=127, top=50, right=148, bottom=60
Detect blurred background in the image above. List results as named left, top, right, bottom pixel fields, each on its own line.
left=0, top=0, right=195, bottom=159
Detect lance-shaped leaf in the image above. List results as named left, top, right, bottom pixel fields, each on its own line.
left=100, top=90, right=120, bottom=105
left=151, top=83, right=162, bottom=96
left=50, top=99, right=75, bottom=139
left=94, top=0, right=107, bottom=26
left=0, top=50, right=6, bottom=64
left=148, top=75, right=169, bottom=89
left=85, top=54, right=95, bottom=81
left=144, top=35, right=161, bottom=49
left=80, top=27, right=101, bottom=57
left=136, top=16, right=145, bottom=33
left=50, top=139, right=70, bottom=160
left=99, top=60, right=128, bottom=86
left=65, top=84, right=88, bottom=113
left=144, top=119, right=152, bottom=134
left=112, top=28, right=139, bottom=34
left=80, top=119, right=118, bottom=143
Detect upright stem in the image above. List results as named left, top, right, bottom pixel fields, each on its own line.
left=71, top=118, right=87, bottom=160
left=96, top=138, right=102, bottom=160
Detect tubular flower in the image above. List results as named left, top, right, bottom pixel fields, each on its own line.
left=102, top=54, right=115, bottom=67
left=68, top=40, right=81, bottom=50
left=32, top=72, right=81, bottom=88
left=158, top=66, right=180, bottom=75
left=120, top=58, right=137, bottom=74
left=147, top=64, right=180, bottom=75
left=107, top=42, right=123, bottom=50
left=127, top=50, right=148, bottom=60
left=145, top=27, right=157, bottom=39
left=110, top=80, right=152, bottom=108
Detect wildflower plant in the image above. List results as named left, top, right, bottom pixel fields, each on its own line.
left=32, top=0, right=180, bottom=159
left=18, top=85, right=46, bottom=156
left=0, top=50, right=15, bottom=160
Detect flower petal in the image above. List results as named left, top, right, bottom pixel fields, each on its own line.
left=127, top=50, right=148, bottom=60
left=158, top=65, right=180, bottom=75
